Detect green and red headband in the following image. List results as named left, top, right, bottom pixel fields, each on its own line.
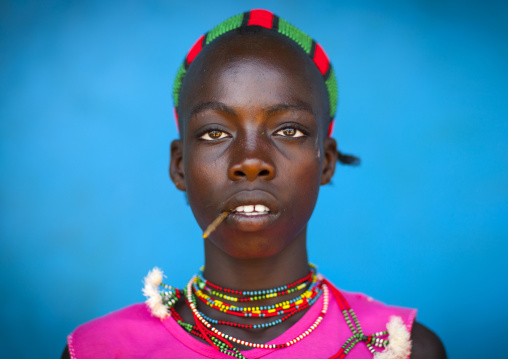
left=172, top=9, right=338, bottom=137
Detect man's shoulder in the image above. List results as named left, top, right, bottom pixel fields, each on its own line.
left=337, top=289, right=446, bottom=359
left=410, top=321, right=447, bottom=359
left=74, top=303, right=153, bottom=334
left=329, top=284, right=418, bottom=327
left=69, top=303, right=161, bottom=347
left=66, top=303, right=169, bottom=358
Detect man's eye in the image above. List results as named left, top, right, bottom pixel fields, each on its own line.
left=275, top=127, right=305, bottom=138
left=200, top=130, right=230, bottom=141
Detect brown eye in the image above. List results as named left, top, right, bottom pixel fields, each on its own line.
left=275, top=127, right=305, bottom=138
left=282, top=128, right=295, bottom=136
left=200, top=129, right=230, bottom=141
left=209, top=130, right=223, bottom=139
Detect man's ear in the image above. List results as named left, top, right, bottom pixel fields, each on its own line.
left=321, top=137, right=338, bottom=185
left=170, top=139, right=186, bottom=191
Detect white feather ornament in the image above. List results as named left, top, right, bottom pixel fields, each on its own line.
left=376, top=316, right=412, bottom=359
left=142, top=267, right=169, bottom=319
left=146, top=267, right=164, bottom=286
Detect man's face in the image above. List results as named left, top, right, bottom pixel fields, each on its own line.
left=171, top=32, right=336, bottom=259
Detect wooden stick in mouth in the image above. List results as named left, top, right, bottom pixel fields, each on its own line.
left=202, top=211, right=231, bottom=239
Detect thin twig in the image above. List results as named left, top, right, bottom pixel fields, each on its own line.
left=203, top=211, right=231, bottom=239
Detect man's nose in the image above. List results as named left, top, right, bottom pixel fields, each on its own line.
left=227, top=137, right=275, bottom=182
left=228, top=158, right=275, bottom=181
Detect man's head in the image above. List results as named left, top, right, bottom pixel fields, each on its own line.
left=169, top=10, right=349, bottom=259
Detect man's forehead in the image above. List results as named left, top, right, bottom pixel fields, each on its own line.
left=189, top=100, right=315, bottom=120
left=179, top=33, right=326, bottom=111
left=180, top=65, right=324, bottom=132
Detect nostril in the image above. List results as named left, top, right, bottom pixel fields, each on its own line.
left=229, top=158, right=275, bottom=181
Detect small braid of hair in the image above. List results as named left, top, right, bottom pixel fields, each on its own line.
left=337, top=151, right=360, bottom=165
left=173, top=9, right=359, bottom=165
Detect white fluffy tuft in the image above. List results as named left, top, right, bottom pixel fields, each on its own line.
left=145, top=267, right=164, bottom=286
left=376, top=316, right=412, bottom=359
left=142, top=267, right=169, bottom=319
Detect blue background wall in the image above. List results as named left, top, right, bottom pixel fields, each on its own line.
left=1, top=0, right=506, bottom=357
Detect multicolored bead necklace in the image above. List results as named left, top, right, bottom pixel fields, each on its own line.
left=192, top=270, right=322, bottom=318
left=196, top=269, right=315, bottom=302
left=143, top=267, right=403, bottom=358
left=175, top=266, right=327, bottom=358
left=186, top=276, right=329, bottom=352
left=189, top=271, right=322, bottom=332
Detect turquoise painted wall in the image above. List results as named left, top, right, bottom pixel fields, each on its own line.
left=1, top=0, right=507, bottom=357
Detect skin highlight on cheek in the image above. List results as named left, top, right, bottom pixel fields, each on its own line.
left=315, top=135, right=321, bottom=160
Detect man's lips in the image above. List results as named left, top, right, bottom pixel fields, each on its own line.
left=222, top=190, right=279, bottom=215
left=218, top=190, right=281, bottom=231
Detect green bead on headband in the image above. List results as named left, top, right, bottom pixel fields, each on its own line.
left=172, top=9, right=338, bottom=137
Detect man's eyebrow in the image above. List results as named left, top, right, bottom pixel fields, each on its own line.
left=266, top=101, right=314, bottom=116
left=190, top=102, right=237, bottom=118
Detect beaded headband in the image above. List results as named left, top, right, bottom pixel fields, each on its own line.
left=172, top=9, right=338, bottom=137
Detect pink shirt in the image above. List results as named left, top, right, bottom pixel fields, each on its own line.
left=68, top=283, right=416, bottom=358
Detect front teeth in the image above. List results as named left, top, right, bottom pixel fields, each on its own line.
left=234, top=204, right=270, bottom=215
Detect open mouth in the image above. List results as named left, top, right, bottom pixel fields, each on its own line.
left=233, top=204, right=270, bottom=216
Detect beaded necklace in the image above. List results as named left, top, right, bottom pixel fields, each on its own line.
left=184, top=267, right=327, bottom=358
left=186, top=275, right=329, bottom=351
left=196, top=269, right=315, bottom=301
left=192, top=272, right=322, bottom=318
left=143, top=267, right=407, bottom=358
